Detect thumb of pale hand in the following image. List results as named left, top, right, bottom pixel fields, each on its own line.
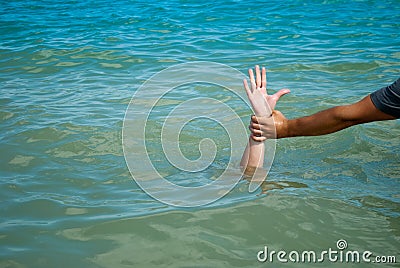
left=273, top=88, right=291, bottom=100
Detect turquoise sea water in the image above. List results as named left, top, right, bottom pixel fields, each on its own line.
left=1, top=0, right=400, bottom=267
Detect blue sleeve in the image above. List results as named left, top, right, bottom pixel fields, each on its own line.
left=370, top=78, right=400, bottom=118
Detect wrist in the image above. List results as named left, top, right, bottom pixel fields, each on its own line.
left=249, top=136, right=264, bottom=145
left=271, top=110, right=290, bottom=138
left=278, top=117, right=291, bottom=138
left=254, top=105, right=272, bottom=118
left=254, top=110, right=270, bottom=117
left=284, top=119, right=296, bottom=138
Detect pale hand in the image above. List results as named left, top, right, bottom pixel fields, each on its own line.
left=243, top=65, right=290, bottom=117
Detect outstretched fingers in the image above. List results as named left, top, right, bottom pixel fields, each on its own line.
left=261, top=67, right=267, bottom=90
left=243, top=79, right=251, bottom=97
left=248, top=68, right=256, bottom=91
left=255, top=65, right=261, bottom=88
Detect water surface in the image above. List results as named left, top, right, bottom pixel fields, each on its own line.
left=1, top=0, right=399, bottom=267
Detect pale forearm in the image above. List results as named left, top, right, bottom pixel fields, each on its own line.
left=248, top=139, right=265, bottom=168
left=240, top=137, right=265, bottom=167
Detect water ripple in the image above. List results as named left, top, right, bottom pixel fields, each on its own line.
left=1, top=0, right=399, bottom=266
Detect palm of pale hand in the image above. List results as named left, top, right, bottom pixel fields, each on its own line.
left=243, top=66, right=290, bottom=117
